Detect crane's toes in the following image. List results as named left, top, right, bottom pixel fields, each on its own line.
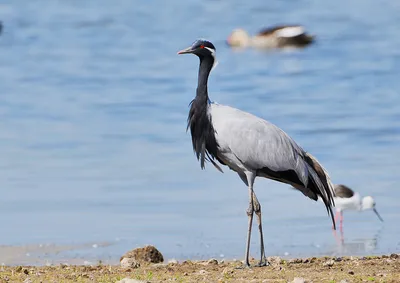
left=254, top=260, right=270, bottom=267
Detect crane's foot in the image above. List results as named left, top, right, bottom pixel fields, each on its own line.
left=254, top=259, right=270, bottom=267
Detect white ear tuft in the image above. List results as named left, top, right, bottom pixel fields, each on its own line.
left=205, top=47, right=218, bottom=71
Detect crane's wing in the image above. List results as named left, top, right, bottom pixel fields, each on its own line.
left=211, top=104, right=336, bottom=225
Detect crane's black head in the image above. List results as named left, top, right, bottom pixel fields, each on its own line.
left=177, top=39, right=216, bottom=57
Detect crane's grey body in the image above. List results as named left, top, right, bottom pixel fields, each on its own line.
left=179, top=39, right=336, bottom=267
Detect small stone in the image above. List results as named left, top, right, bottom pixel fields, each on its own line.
left=390, top=253, right=399, bottom=259
left=382, top=255, right=388, bottom=258
left=120, top=258, right=140, bottom=269
left=348, top=270, right=354, bottom=275
left=199, top=270, right=207, bottom=275
left=302, top=258, right=309, bottom=263
left=335, top=257, right=343, bottom=262
left=222, top=267, right=234, bottom=275
left=207, top=258, right=218, bottom=265
left=322, top=259, right=334, bottom=267
left=291, top=277, right=307, bottom=283
left=15, top=266, right=22, bottom=272
left=267, top=256, right=281, bottom=266
left=23, top=269, right=29, bottom=275
left=120, top=245, right=164, bottom=264
left=339, top=280, right=348, bottom=283
left=60, top=263, right=68, bottom=268
left=23, top=278, right=32, bottom=283
left=183, top=272, right=188, bottom=276
left=168, top=259, right=178, bottom=264
left=116, top=278, right=147, bottom=283
left=288, top=258, right=302, bottom=264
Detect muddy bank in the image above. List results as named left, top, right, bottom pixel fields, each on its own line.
left=0, top=254, right=399, bottom=282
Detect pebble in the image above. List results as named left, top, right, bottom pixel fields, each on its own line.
left=120, top=258, right=140, bottom=269
left=267, top=256, right=281, bottom=266
left=348, top=270, right=355, bottom=275
left=168, top=259, right=178, bottom=264
left=199, top=269, right=207, bottom=275
left=339, top=280, right=348, bottom=283
left=23, top=278, right=32, bottom=283
left=288, top=258, right=302, bottom=264
left=207, top=258, right=218, bottom=265
left=116, top=279, right=148, bottom=283
left=291, top=277, right=307, bottom=283
left=322, top=259, right=334, bottom=267
left=390, top=253, right=399, bottom=259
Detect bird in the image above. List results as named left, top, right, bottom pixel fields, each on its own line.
left=226, top=25, right=315, bottom=49
left=177, top=39, right=336, bottom=267
left=332, top=184, right=383, bottom=230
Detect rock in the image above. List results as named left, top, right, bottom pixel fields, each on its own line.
left=322, top=259, right=334, bottom=267
left=198, top=270, right=207, bottom=275
left=348, top=270, right=354, bottom=275
left=390, top=253, right=399, bottom=259
left=120, top=258, right=140, bottom=269
left=291, top=277, right=307, bottom=283
left=116, top=278, right=148, bottom=283
left=23, top=279, right=32, bottom=283
left=339, top=280, right=348, bottom=283
left=207, top=258, right=218, bottom=265
left=120, top=245, right=164, bottom=264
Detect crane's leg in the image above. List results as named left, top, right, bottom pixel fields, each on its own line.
left=252, top=192, right=269, bottom=267
left=237, top=172, right=254, bottom=268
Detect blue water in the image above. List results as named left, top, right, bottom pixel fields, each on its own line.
left=0, top=0, right=399, bottom=265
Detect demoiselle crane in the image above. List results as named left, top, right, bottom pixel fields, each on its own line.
left=177, top=39, right=336, bottom=267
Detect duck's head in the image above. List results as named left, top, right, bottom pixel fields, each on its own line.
left=226, top=29, right=251, bottom=47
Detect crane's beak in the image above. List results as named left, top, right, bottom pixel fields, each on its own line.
left=373, top=208, right=384, bottom=222
left=177, top=46, right=194, bottom=55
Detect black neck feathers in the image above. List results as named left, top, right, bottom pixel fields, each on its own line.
left=187, top=55, right=219, bottom=169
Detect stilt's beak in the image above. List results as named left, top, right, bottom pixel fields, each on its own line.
left=373, top=208, right=384, bottom=222
left=177, top=46, right=194, bottom=55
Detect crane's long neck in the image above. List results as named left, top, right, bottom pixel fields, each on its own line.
left=196, top=56, right=214, bottom=101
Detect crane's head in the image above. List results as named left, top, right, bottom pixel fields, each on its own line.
left=178, top=39, right=218, bottom=71
left=177, top=39, right=216, bottom=57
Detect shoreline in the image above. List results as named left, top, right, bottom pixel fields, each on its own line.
left=1, top=254, right=399, bottom=282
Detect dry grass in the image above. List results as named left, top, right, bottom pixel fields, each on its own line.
left=0, top=254, right=399, bottom=283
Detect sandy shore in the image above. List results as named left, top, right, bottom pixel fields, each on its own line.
left=0, top=254, right=399, bottom=283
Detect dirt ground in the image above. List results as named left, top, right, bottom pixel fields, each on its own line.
left=1, top=254, right=399, bottom=283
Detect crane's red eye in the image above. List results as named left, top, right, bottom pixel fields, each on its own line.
left=200, top=45, right=205, bottom=49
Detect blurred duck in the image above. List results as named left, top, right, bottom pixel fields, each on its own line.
left=226, top=25, right=315, bottom=49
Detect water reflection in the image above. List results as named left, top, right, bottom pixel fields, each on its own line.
left=331, top=227, right=383, bottom=256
